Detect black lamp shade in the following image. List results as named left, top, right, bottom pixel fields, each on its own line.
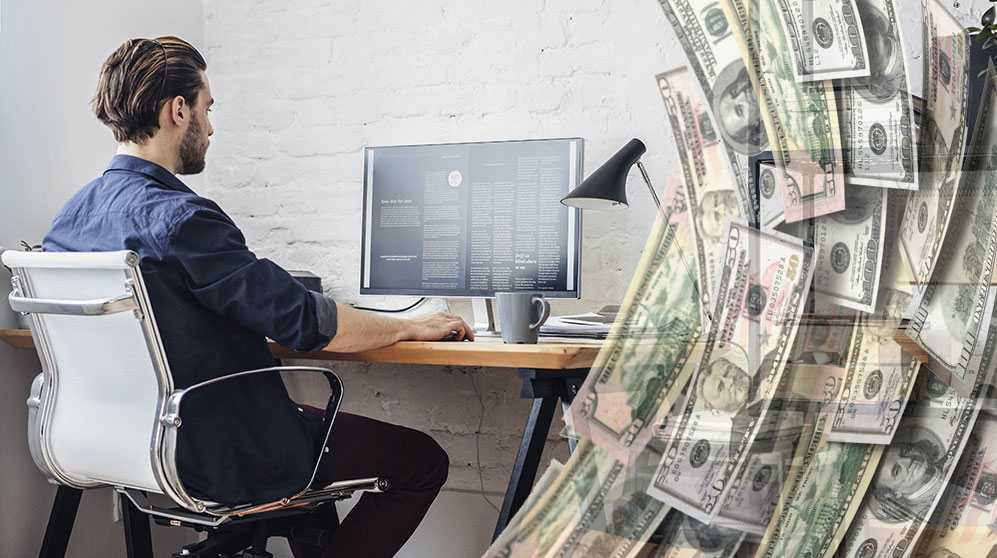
left=561, top=138, right=646, bottom=210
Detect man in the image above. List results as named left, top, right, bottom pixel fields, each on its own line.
left=43, top=36, right=473, bottom=558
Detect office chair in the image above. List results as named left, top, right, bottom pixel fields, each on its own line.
left=4, top=250, right=388, bottom=558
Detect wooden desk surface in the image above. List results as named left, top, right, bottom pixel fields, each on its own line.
left=0, top=329, right=603, bottom=370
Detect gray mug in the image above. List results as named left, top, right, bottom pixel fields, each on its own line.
left=496, top=292, right=551, bottom=344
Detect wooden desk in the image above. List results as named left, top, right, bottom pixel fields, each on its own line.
left=1, top=328, right=602, bottom=540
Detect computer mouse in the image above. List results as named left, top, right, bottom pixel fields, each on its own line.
left=440, top=331, right=459, bottom=341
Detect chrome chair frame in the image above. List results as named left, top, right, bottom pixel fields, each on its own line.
left=5, top=250, right=386, bottom=556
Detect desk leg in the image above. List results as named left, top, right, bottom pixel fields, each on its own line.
left=39, top=485, right=82, bottom=558
left=560, top=376, right=584, bottom=456
left=492, top=395, right=558, bottom=542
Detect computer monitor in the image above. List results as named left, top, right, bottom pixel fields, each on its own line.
left=361, top=138, right=583, bottom=300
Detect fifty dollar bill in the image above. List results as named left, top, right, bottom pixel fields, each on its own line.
left=649, top=218, right=816, bottom=523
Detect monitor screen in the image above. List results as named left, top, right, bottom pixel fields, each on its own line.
left=361, top=138, right=583, bottom=298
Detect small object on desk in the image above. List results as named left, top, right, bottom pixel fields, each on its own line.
left=540, top=316, right=612, bottom=339
left=539, top=304, right=620, bottom=339
left=496, top=293, right=551, bottom=344
left=439, top=331, right=460, bottom=341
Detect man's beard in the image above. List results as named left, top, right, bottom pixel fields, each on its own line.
left=179, top=113, right=207, bottom=175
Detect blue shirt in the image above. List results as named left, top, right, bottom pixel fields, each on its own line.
left=44, top=154, right=338, bottom=505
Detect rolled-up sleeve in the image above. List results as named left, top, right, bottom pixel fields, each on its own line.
left=166, top=207, right=335, bottom=352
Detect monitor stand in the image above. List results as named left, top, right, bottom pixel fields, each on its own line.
left=471, top=298, right=502, bottom=336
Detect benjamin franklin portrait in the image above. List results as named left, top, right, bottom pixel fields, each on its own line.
left=868, top=422, right=947, bottom=523
left=712, top=61, right=767, bottom=155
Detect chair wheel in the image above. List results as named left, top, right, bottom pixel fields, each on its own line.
left=242, top=551, right=273, bottom=558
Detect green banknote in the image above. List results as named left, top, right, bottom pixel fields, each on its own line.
left=723, top=0, right=846, bottom=222
left=565, top=173, right=704, bottom=464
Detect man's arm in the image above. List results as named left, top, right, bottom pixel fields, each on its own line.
left=323, top=302, right=474, bottom=352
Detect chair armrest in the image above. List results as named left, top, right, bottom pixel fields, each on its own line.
left=160, top=365, right=343, bottom=513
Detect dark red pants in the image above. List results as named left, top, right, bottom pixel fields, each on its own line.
left=289, top=409, right=449, bottom=558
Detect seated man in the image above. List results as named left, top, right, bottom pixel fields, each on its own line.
left=43, top=36, right=473, bottom=558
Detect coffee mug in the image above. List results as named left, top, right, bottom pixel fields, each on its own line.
left=496, top=292, right=551, bottom=344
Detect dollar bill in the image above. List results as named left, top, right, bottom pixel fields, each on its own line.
left=658, top=66, right=744, bottom=314
left=912, top=413, right=997, bottom=558
left=657, top=0, right=764, bottom=222
left=713, top=369, right=823, bottom=536
left=837, top=0, right=919, bottom=190
left=811, top=184, right=887, bottom=312
left=644, top=508, right=746, bottom=558
left=546, top=443, right=670, bottom=558
left=900, top=0, right=970, bottom=288
left=564, top=173, right=705, bottom=463
left=649, top=219, right=816, bottom=523
left=906, top=62, right=997, bottom=397
left=484, top=441, right=610, bottom=558
left=829, top=195, right=920, bottom=444
left=787, top=300, right=857, bottom=367
left=484, top=459, right=565, bottom=556
left=776, top=0, right=871, bottom=82
left=836, top=366, right=985, bottom=558
left=756, top=160, right=786, bottom=227
left=754, top=405, right=885, bottom=558
left=723, top=0, right=847, bottom=223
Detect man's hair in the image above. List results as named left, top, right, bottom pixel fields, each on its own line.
left=92, top=36, right=206, bottom=143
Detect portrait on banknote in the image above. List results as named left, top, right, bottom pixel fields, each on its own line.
left=868, top=422, right=950, bottom=523
left=713, top=63, right=766, bottom=156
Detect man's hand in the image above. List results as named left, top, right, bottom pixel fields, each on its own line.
left=403, top=312, right=475, bottom=342
left=325, top=303, right=474, bottom=352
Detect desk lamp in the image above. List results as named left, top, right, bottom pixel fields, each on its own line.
left=560, top=138, right=663, bottom=214
left=561, top=138, right=711, bottom=320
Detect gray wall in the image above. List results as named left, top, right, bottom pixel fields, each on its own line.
left=0, top=2, right=204, bottom=556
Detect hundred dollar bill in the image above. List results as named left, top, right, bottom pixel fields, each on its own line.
left=900, top=0, right=970, bottom=288
left=811, top=184, right=887, bottom=312
left=756, top=160, right=786, bottom=227
left=829, top=195, right=920, bottom=444
left=754, top=404, right=885, bottom=558
left=715, top=364, right=848, bottom=536
left=836, top=366, right=986, bottom=558
left=657, top=0, right=764, bottom=222
left=648, top=219, right=816, bottom=523
left=776, top=0, right=870, bottom=82
left=912, top=414, right=997, bottom=558
left=836, top=0, right=919, bottom=190
left=788, top=301, right=857, bottom=367
left=723, top=0, right=847, bottom=222
left=644, top=508, right=746, bottom=558
left=906, top=62, right=997, bottom=397
left=659, top=66, right=744, bottom=314
left=564, top=174, right=705, bottom=463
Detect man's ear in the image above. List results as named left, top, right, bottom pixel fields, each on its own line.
left=164, top=95, right=188, bottom=128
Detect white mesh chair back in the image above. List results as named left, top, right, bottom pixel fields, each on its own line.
left=4, top=250, right=171, bottom=493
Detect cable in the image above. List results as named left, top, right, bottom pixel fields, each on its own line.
left=351, top=297, right=427, bottom=313
left=469, top=372, right=501, bottom=513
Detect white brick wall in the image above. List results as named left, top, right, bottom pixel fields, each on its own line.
left=202, top=0, right=688, bottom=497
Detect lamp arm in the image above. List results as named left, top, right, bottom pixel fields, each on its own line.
left=634, top=159, right=714, bottom=323
left=635, top=161, right=664, bottom=216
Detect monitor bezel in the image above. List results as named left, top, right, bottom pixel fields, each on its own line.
left=360, top=137, right=584, bottom=299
